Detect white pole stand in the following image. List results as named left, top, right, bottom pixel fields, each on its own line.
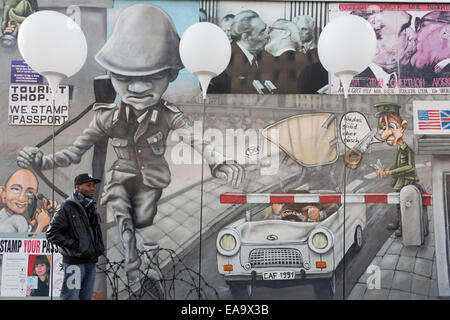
left=400, top=185, right=425, bottom=246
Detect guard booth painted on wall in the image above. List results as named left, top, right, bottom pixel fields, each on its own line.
left=414, top=101, right=450, bottom=297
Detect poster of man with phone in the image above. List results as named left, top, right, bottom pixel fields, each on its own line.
left=0, top=168, right=57, bottom=233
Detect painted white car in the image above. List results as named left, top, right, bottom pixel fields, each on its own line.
left=216, top=190, right=367, bottom=299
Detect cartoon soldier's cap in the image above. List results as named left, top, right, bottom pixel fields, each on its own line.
left=374, top=102, right=401, bottom=117
left=95, top=4, right=184, bottom=77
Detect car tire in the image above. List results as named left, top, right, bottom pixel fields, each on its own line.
left=313, top=273, right=335, bottom=300
left=350, top=225, right=364, bottom=253
left=228, top=282, right=252, bottom=300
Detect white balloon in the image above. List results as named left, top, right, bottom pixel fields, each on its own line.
left=179, top=22, right=231, bottom=99
left=317, top=15, right=377, bottom=74
left=318, top=14, right=376, bottom=75
left=18, top=10, right=87, bottom=81
left=318, top=14, right=376, bottom=98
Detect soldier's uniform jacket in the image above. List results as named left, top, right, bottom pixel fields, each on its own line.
left=40, top=99, right=226, bottom=191
left=389, top=142, right=419, bottom=192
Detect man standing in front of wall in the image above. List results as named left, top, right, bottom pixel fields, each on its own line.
left=46, top=173, right=104, bottom=300
left=17, top=4, right=243, bottom=282
left=374, top=102, right=428, bottom=237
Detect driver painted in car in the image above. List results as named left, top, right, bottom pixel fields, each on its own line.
left=270, top=190, right=339, bottom=222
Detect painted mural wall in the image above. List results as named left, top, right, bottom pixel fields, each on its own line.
left=0, top=0, right=449, bottom=301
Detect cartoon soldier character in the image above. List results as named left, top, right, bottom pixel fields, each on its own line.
left=17, top=4, right=244, bottom=281
left=374, top=102, right=428, bottom=237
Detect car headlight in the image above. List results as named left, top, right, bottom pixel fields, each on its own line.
left=312, top=232, right=328, bottom=249
left=308, top=228, right=333, bottom=254
left=219, top=234, right=236, bottom=251
left=217, top=229, right=240, bottom=256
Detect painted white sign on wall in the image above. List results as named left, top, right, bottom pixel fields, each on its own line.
left=8, top=85, right=69, bottom=126
left=0, top=237, right=63, bottom=299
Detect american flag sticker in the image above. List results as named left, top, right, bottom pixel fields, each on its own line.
left=413, top=101, right=450, bottom=135
left=417, top=110, right=441, bottom=130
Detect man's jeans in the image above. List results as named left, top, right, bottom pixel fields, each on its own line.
left=60, top=263, right=96, bottom=300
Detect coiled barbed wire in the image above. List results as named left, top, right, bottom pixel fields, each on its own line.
left=96, top=246, right=219, bottom=300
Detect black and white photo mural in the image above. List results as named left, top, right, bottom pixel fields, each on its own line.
left=203, top=1, right=329, bottom=94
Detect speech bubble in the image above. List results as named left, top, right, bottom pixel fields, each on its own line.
left=340, top=111, right=382, bottom=150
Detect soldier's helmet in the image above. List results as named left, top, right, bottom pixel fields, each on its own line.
left=95, top=4, right=184, bottom=78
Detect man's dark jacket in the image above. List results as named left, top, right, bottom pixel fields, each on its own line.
left=46, top=192, right=105, bottom=264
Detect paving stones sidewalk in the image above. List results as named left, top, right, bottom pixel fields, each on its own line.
left=348, top=209, right=441, bottom=300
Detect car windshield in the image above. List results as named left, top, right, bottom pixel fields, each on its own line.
left=251, top=203, right=341, bottom=223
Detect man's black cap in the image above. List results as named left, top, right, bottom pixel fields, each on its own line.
left=74, top=173, right=101, bottom=186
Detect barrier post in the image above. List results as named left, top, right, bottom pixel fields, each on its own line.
left=400, top=185, right=425, bottom=246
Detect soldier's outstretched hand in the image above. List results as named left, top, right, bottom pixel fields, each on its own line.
left=17, top=146, right=43, bottom=169
left=212, top=161, right=244, bottom=188
left=376, top=168, right=390, bottom=179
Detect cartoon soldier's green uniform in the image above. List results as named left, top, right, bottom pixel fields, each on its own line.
left=374, top=103, right=420, bottom=192
left=374, top=102, right=427, bottom=237
left=390, top=143, right=420, bottom=192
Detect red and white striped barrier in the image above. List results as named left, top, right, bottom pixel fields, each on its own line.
left=220, top=192, right=432, bottom=206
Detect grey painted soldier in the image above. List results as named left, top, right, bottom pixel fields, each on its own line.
left=17, top=4, right=244, bottom=281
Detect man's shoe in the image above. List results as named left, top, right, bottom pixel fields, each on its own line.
left=127, top=269, right=140, bottom=283
left=125, top=255, right=142, bottom=283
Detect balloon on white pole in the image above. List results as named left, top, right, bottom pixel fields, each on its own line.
left=17, top=10, right=88, bottom=224
left=179, top=22, right=231, bottom=99
left=318, top=14, right=376, bottom=98
left=18, top=10, right=88, bottom=98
